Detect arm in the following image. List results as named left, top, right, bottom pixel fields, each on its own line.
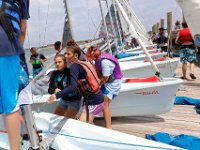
left=29, top=56, right=33, bottom=64
left=47, top=64, right=79, bottom=103
left=175, top=32, right=180, bottom=44
left=40, top=54, right=47, bottom=63
left=99, top=59, right=114, bottom=86
left=48, top=73, right=56, bottom=94
left=20, top=19, right=27, bottom=45
left=100, top=76, right=109, bottom=86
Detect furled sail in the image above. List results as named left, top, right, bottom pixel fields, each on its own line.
left=176, top=0, right=200, bottom=46
left=62, top=0, right=73, bottom=48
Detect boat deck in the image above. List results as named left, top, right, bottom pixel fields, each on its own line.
left=95, top=62, right=200, bottom=138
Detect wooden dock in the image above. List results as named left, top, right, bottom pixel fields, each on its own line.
left=95, top=62, right=200, bottom=138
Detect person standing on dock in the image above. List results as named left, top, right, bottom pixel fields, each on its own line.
left=0, top=0, right=29, bottom=149
left=175, top=22, right=198, bottom=80
left=156, top=27, right=168, bottom=52
left=86, top=46, right=122, bottom=129
left=29, top=47, right=47, bottom=78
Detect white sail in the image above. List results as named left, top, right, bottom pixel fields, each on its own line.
left=176, top=0, right=200, bottom=38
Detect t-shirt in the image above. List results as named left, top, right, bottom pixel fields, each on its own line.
left=30, top=53, right=46, bottom=68
left=101, top=59, right=122, bottom=95
left=0, top=0, right=30, bottom=56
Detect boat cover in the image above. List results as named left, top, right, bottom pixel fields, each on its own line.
left=115, top=53, right=139, bottom=59
left=146, top=132, right=200, bottom=150
left=174, top=96, right=200, bottom=114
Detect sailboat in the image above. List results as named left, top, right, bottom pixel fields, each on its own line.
left=176, top=0, right=200, bottom=35
left=176, top=0, right=200, bottom=46
left=0, top=1, right=183, bottom=149
left=30, top=0, right=181, bottom=117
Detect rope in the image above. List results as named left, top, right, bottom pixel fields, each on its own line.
left=38, top=0, right=41, bottom=47
left=86, top=0, right=91, bottom=38
left=43, top=0, right=51, bottom=46
left=26, top=26, right=31, bottom=49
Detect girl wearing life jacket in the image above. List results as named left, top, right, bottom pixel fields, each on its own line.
left=47, top=45, right=104, bottom=124
left=175, top=22, right=198, bottom=80
left=48, top=54, right=82, bottom=119
left=0, top=0, right=30, bottom=149
left=86, top=46, right=122, bottom=129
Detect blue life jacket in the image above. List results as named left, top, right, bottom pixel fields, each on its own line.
left=0, top=0, right=21, bottom=39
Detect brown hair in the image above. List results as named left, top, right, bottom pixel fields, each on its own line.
left=67, top=39, right=78, bottom=47
left=182, top=22, right=188, bottom=28
left=54, top=54, right=66, bottom=64
left=67, top=46, right=81, bottom=59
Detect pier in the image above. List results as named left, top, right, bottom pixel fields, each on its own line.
left=95, top=62, right=200, bottom=138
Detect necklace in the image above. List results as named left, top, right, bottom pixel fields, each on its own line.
left=57, top=74, right=64, bottom=82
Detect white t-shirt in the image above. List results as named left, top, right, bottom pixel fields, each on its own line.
left=101, top=59, right=121, bottom=96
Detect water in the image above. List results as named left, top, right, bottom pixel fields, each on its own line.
left=25, top=47, right=56, bottom=76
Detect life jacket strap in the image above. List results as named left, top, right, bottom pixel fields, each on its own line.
left=0, top=0, right=20, bottom=39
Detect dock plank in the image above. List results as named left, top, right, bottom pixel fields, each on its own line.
left=95, top=62, right=200, bottom=139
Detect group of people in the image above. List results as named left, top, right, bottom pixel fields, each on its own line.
left=1, top=0, right=199, bottom=150
left=151, top=22, right=198, bottom=80
left=46, top=40, right=122, bottom=128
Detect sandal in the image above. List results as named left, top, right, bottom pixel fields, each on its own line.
left=190, top=73, right=196, bottom=79
left=180, top=76, right=187, bottom=80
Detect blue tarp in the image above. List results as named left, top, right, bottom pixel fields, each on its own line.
left=146, top=132, right=200, bottom=150
left=174, top=96, right=200, bottom=114
left=115, top=53, right=139, bottom=59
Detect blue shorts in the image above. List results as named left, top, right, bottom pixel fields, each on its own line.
left=0, top=55, right=20, bottom=114
left=58, top=99, right=81, bottom=111
left=180, top=48, right=197, bottom=64
left=33, top=67, right=42, bottom=78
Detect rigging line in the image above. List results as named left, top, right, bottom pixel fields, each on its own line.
left=129, top=0, right=148, bottom=32
left=43, top=0, right=51, bottom=46
left=26, top=26, right=31, bottom=50
left=92, top=23, right=101, bottom=39
left=38, top=0, right=41, bottom=47
left=86, top=0, right=91, bottom=38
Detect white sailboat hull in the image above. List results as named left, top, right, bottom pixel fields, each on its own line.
left=120, top=58, right=179, bottom=78
left=31, top=77, right=182, bottom=117
left=118, top=52, right=163, bottom=62
left=110, top=78, right=182, bottom=116
left=0, top=112, right=183, bottom=150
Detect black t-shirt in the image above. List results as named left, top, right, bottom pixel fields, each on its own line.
left=30, top=53, right=46, bottom=68
left=48, top=68, right=81, bottom=101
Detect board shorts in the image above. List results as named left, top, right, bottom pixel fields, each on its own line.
left=33, top=67, right=42, bottom=78
left=58, top=98, right=81, bottom=111
left=82, top=102, right=104, bottom=117
left=0, top=55, right=20, bottom=114
left=100, top=79, right=121, bottom=100
left=180, top=46, right=197, bottom=63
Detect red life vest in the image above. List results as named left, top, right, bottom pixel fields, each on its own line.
left=178, top=28, right=193, bottom=44
left=77, top=61, right=100, bottom=96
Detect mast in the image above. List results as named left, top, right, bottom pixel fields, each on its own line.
left=114, top=0, right=161, bottom=77
left=112, top=0, right=124, bottom=52
left=98, top=0, right=112, bottom=54
left=62, top=0, right=73, bottom=48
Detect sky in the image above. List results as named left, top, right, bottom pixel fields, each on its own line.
left=24, top=0, right=182, bottom=48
